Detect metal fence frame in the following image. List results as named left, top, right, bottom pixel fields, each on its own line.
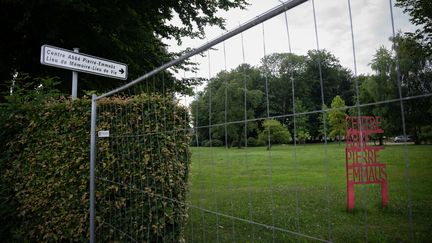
left=87, top=0, right=426, bottom=241
left=89, top=1, right=309, bottom=242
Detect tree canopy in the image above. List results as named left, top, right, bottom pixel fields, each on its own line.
left=192, top=29, right=432, bottom=146
left=396, top=0, right=432, bottom=51
left=191, top=64, right=262, bottom=148
left=359, top=33, right=432, bottom=142
left=0, top=0, right=248, bottom=100
left=191, top=49, right=356, bottom=146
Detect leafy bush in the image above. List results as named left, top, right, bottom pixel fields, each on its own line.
left=297, top=130, right=311, bottom=144
left=247, top=137, right=258, bottom=147
left=0, top=76, right=64, bottom=241
left=1, top=90, right=191, bottom=241
left=258, top=119, right=292, bottom=148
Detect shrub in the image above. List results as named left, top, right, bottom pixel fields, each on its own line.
left=258, top=119, right=292, bottom=147
left=0, top=93, right=191, bottom=242
left=247, top=137, right=259, bottom=147
left=211, top=139, right=224, bottom=147
left=297, top=130, right=311, bottom=144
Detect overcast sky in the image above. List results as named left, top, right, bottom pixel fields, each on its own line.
left=164, top=0, right=415, bottom=102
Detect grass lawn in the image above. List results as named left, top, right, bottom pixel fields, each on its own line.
left=183, top=143, right=432, bottom=242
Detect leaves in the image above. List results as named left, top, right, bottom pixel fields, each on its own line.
left=395, top=0, right=432, bottom=50
left=258, top=119, right=292, bottom=149
left=328, top=95, right=347, bottom=143
left=1, top=93, right=191, bottom=241
left=0, top=0, right=247, bottom=97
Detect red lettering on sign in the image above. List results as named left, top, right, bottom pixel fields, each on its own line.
left=345, top=116, right=388, bottom=211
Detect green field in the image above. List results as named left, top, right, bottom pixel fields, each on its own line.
left=183, top=144, right=432, bottom=242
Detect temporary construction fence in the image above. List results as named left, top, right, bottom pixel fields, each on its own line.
left=89, top=0, right=432, bottom=242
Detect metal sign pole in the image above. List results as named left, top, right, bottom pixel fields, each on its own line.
left=72, top=48, right=79, bottom=99
left=89, top=94, right=97, bottom=243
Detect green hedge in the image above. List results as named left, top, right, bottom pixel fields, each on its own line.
left=0, top=94, right=191, bottom=242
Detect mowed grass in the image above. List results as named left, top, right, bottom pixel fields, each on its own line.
left=183, top=143, right=432, bottom=242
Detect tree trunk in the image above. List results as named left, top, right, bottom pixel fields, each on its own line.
left=415, top=127, right=420, bottom=145
left=237, top=134, right=242, bottom=149
left=267, top=142, right=272, bottom=150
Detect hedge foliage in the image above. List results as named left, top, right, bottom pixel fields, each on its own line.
left=95, top=94, right=191, bottom=242
left=0, top=92, right=191, bottom=242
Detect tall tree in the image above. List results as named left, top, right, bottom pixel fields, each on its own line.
left=299, top=50, right=354, bottom=139
left=359, top=46, right=401, bottom=136
left=191, top=64, right=263, bottom=148
left=361, top=35, right=432, bottom=142
left=394, top=1, right=432, bottom=142
left=0, top=0, right=247, bottom=100
left=261, top=53, right=307, bottom=118
left=301, top=50, right=354, bottom=109
left=393, top=34, right=432, bottom=142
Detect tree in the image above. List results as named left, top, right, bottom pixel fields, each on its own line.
left=360, top=35, right=432, bottom=143
left=259, top=50, right=354, bottom=140
left=396, top=0, right=432, bottom=51
left=301, top=50, right=354, bottom=110
left=318, top=104, right=330, bottom=141
left=0, top=0, right=247, bottom=100
left=297, top=50, right=354, bottom=139
left=258, top=119, right=291, bottom=150
left=359, top=46, right=401, bottom=137
left=191, top=64, right=263, bottom=148
left=192, top=49, right=358, bottom=145
left=261, top=53, right=307, bottom=118
left=328, top=95, right=347, bottom=144
left=289, top=99, right=310, bottom=144
left=393, top=34, right=432, bottom=142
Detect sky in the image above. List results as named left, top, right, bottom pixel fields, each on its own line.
left=163, top=0, right=415, bottom=103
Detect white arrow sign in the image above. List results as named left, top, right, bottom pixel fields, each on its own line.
left=40, top=45, right=128, bottom=80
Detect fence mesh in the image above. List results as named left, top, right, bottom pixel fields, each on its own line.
left=90, top=0, right=432, bottom=242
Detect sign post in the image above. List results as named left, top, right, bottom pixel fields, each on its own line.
left=71, top=48, right=79, bottom=99
left=345, top=116, right=388, bottom=211
left=40, top=45, right=128, bottom=98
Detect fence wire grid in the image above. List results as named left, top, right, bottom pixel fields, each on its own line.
left=89, top=0, right=432, bottom=242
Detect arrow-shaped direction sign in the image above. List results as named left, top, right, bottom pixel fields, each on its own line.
left=40, top=45, right=128, bottom=80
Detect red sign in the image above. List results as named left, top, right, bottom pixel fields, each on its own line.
left=345, top=116, right=388, bottom=211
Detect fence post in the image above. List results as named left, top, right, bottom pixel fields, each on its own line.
left=90, top=94, right=97, bottom=243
